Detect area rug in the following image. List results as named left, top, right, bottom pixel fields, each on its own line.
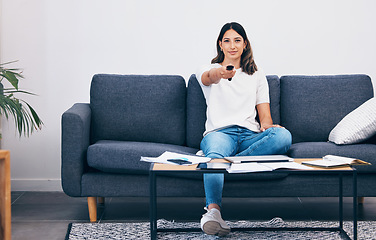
left=65, top=218, right=376, bottom=240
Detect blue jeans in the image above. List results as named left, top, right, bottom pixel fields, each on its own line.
left=200, top=126, right=292, bottom=208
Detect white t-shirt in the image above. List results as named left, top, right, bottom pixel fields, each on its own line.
left=196, top=63, right=270, bottom=136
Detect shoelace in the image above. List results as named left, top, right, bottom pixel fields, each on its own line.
left=203, top=207, right=216, bottom=217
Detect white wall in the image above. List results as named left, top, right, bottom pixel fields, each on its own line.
left=1, top=0, right=375, bottom=191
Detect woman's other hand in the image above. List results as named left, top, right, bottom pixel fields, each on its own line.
left=260, top=124, right=285, bottom=132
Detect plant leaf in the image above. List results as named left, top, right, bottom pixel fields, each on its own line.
left=24, top=101, right=43, bottom=130
left=0, top=60, right=19, bottom=66
left=0, top=95, right=44, bottom=137
left=0, top=60, right=43, bottom=137
left=2, top=71, right=19, bottom=89
left=3, top=89, right=37, bottom=96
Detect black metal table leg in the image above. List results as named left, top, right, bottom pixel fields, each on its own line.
left=353, top=170, right=358, bottom=240
left=150, top=170, right=157, bottom=240
left=339, top=173, right=343, bottom=229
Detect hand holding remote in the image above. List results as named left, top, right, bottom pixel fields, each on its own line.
left=226, top=65, right=234, bottom=81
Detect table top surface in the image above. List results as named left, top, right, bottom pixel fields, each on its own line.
left=151, top=158, right=354, bottom=172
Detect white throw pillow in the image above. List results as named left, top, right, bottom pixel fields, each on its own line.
left=329, top=97, right=376, bottom=144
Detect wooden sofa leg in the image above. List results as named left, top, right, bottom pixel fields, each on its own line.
left=358, top=197, right=365, bottom=204
left=88, top=197, right=97, bottom=222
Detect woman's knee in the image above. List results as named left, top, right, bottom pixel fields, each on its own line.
left=200, top=131, right=236, bottom=158
left=273, top=127, right=292, bottom=151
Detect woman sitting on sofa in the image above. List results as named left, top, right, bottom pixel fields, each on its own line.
left=196, top=22, right=292, bottom=236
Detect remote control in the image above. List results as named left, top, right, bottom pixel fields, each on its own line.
left=226, top=65, right=234, bottom=81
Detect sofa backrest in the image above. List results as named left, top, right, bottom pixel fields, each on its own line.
left=186, top=75, right=207, bottom=149
left=90, top=74, right=187, bottom=145
left=186, top=74, right=281, bottom=149
left=280, top=75, right=374, bottom=143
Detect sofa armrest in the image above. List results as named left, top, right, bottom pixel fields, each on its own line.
left=61, top=103, right=91, bottom=196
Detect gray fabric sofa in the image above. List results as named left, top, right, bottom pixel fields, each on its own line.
left=61, top=73, right=376, bottom=222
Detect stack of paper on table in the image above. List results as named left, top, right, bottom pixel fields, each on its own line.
left=227, top=161, right=313, bottom=173
left=225, top=155, right=293, bottom=163
left=140, top=151, right=211, bottom=165
left=302, top=155, right=371, bottom=168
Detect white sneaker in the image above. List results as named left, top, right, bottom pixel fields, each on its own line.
left=200, top=207, right=230, bottom=236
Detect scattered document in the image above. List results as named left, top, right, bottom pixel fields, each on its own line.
left=225, top=155, right=293, bottom=164
left=302, top=155, right=371, bottom=168
left=227, top=161, right=313, bottom=173
left=227, top=162, right=272, bottom=173
left=262, top=162, right=313, bottom=170
left=140, top=151, right=211, bottom=165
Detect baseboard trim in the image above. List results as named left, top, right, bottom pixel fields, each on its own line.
left=11, top=179, right=62, bottom=191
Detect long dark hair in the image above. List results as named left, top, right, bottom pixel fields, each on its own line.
left=211, top=22, right=258, bottom=75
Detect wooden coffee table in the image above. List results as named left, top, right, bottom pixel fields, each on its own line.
left=149, top=158, right=358, bottom=240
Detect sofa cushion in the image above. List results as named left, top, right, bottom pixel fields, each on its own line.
left=186, top=74, right=281, bottom=149
left=87, top=140, right=288, bottom=180
left=87, top=140, right=199, bottom=174
left=90, top=74, right=187, bottom=145
left=329, top=98, right=376, bottom=144
left=280, top=75, right=374, bottom=143
left=287, top=142, right=376, bottom=173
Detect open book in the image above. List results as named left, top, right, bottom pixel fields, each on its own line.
left=302, top=155, right=371, bottom=168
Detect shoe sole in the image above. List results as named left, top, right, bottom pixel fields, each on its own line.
left=202, top=221, right=230, bottom=236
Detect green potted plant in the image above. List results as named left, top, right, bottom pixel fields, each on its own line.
left=0, top=61, right=43, bottom=139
